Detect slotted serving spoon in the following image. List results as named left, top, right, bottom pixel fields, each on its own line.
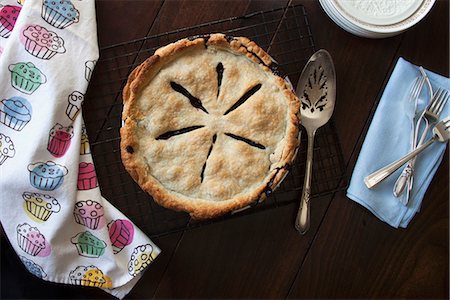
left=295, top=49, right=336, bottom=234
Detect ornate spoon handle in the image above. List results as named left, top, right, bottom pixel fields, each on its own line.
left=295, top=132, right=315, bottom=234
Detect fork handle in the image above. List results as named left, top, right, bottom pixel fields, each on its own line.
left=364, top=137, right=436, bottom=189
left=393, top=118, right=433, bottom=198
left=393, top=164, right=412, bottom=197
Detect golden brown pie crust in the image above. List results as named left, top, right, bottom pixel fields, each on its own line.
left=121, top=33, right=301, bottom=219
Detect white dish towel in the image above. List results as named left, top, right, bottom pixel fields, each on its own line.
left=0, top=1, right=160, bottom=298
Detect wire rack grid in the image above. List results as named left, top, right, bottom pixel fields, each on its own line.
left=83, top=4, right=347, bottom=238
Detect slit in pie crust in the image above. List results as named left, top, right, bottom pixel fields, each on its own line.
left=121, top=33, right=301, bottom=219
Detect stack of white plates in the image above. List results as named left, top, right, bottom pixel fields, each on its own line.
left=319, top=0, right=436, bottom=38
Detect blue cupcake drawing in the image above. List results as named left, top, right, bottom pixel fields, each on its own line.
left=41, top=0, right=79, bottom=29
left=19, top=256, right=47, bottom=279
left=0, top=97, right=32, bottom=131
left=28, top=161, right=68, bottom=191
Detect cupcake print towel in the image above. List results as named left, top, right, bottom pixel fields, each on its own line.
left=0, top=1, right=160, bottom=299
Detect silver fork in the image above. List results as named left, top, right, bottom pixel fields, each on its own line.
left=419, top=88, right=449, bottom=143
left=365, top=116, right=450, bottom=189
left=394, top=87, right=448, bottom=205
left=393, top=73, right=429, bottom=200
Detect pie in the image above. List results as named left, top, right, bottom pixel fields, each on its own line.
left=121, top=33, right=301, bottom=219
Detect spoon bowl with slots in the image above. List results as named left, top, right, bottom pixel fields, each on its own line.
left=295, top=49, right=336, bottom=234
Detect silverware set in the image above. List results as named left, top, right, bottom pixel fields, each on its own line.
left=365, top=116, right=450, bottom=189
left=365, top=75, right=449, bottom=194
left=294, top=53, right=448, bottom=233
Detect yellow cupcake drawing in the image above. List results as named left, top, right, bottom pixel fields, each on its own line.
left=128, top=244, right=156, bottom=277
left=22, top=192, right=60, bottom=222
left=80, top=124, right=90, bottom=155
left=69, top=265, right=112, bottom=288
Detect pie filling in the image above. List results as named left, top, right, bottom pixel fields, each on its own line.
left=170, top=81, right=209, bottom=114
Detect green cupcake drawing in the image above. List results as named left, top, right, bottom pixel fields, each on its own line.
left=71, top=231, right=106, bottom=258
left=9, top=62, right=47, bottom=94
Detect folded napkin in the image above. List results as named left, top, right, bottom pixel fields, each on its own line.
left=0, top=1, right=160, bottom=298
left=347, top=57, right=450, bottom=228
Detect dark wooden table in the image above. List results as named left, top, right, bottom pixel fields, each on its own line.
left=2, top=1, right=448, bottom=299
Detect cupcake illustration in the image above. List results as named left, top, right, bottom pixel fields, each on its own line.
left=128, top=244, right=156, bottom=277
left=0, top=133, right=15, bottom=165
left=0, top=97, right=32, bottom=131
left=23, top=25, right=65, bottom=60
left=69, top=265, right=112, bottom=288
left=71, top=231, right=107, bottom=258
left=108, top=219, right=134, bottom=254
left=85, top=60, right=96, bottom=81
left=0, top=5, right=21, bottom=38
left=77, top=162, right=98, bottom=190
left=73, top=200, right=104, bottom=230
left=22, top=192, right=60, bottom=221
left=80, top=124, right=90, bottom=155
left=9, top=62, right=47, bottom=94
left=41, top=0, right=80, bottom=29
left=66, top=91, right=84, bottom=120
left=47, top=123, right=73, bottom=157
left=16, top=223, right=47, bottom=256
left=19, top=256, right=47, bottom=279
left=28, top=161, right=68, bottom=191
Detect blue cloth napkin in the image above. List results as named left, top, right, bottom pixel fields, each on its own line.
left=347, top=57, right=450, bottom=228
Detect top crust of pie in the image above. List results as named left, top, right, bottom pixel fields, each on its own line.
left=121, top=33, right=300, bottom=219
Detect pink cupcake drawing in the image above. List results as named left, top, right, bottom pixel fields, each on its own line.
left=77, top=162, right=98, bottom=190
left=22, top=25, right=65, bottom=59
left=108, top=219, right=134, bottom=254
left=16, top=223, right=50, bottom=256
left=66, top=91, right=84, bottom=120
left=73, top=200, right=105, bottom=230
left=0, top=5, right=21, bottom=38
left=47, top=123, right=73, bottom=157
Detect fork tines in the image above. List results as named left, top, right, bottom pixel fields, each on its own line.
left=429, top=88, right=449, bottom=117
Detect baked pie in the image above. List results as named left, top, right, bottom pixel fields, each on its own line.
left=121, top=33, right=300, bottom=219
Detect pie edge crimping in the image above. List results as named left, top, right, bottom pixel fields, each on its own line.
left=121, top=33, right=301, bottom=219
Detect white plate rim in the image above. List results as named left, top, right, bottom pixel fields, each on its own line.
left=338, top=0, right=424, bottom=26
left=329, top=0, right=436, bottom=33
left=319, top=0, right=399, bottom=38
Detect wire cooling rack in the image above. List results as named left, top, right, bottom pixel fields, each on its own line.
left=83, top=4, right=347, bottom=238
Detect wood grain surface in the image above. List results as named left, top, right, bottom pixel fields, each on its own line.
left=1, top=0, right=448, bottom=299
